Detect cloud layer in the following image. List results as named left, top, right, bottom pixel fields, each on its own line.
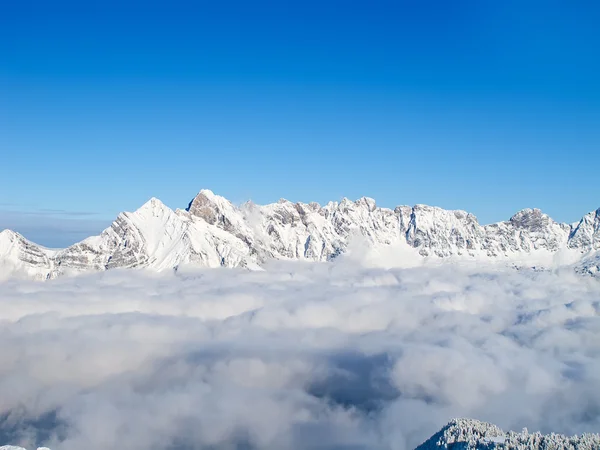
left=0, top=260, right=599, bottom=450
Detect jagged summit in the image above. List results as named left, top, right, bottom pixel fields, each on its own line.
left=186, top=189, right=223, bottom=210
left=186, top=189, right=237, bottom=225
left=509, top=208, right=552, bottom=229
left=568, top=208, right=600, bottom=250
left=1, top=189, right=599, bottom=280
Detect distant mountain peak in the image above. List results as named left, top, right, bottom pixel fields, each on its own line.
left=136, top=196, right=170, bottom=212
left=509, top=208, right=551, bottom=228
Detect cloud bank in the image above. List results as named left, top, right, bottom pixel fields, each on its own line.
left=0, top=260, right=599, bottom=449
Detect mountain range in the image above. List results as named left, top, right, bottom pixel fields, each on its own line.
left=1, top=189, right=599, bottom=280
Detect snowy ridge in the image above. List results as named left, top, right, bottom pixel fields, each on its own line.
left=415, top=418, right=600, bottom=450
left=0, top=230, right=56, bottom=281
left=1, top=189, right=599, bottom=279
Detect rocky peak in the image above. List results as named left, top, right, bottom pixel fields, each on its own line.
left=187, top=189, right=246, bottom=231
left=356, top=196, right=377, bottom=212
left=509, top=208, right=550, bottom=230
left=187, top=190, right=224, bottom=225
left=187, top=189, right=256, bottom=250
left=569, top=207, right=600, bottom=250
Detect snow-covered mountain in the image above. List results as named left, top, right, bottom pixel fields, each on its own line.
left=1, top=189, right=599, bottom=280
left=415, top=418, right=600, bottom=450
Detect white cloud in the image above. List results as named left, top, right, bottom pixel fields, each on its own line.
left=0, top=262, right=599, bottom=449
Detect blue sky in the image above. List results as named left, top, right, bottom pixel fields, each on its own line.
left=1, top=1, right=599, bottom=247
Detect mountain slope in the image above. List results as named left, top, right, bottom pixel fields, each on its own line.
left=0, top=230, right=56, bottom=280
left=54, top=196, right=259, bottom=276
left=1, top=190, right=599, bottom=279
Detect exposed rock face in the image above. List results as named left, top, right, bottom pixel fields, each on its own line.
left=415, top=418, right=600, bottom=450
left=575, top=252, right=600, bottom=277
left=569, top=208, right=600, bottom=250
left=0, top=230, right=56, bottom=280
left=481, top=209, right=571, bottom=256
left=404, top=205, right=482, bottom=257
left=1, top=189, right=599, bottom=279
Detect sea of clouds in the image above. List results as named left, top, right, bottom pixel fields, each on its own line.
left=0, top=257, right=599, bottom=450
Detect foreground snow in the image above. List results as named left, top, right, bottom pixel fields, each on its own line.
left=0, top=447, right=50, bottom=450
left=4, top=418, right=600, bottom=450
left=1, top=189, right=599, bottom=280
left=416, top=419, right=600, bottom=450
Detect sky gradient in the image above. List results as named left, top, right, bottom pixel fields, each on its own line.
left=1, top=0, right=599, bottom=247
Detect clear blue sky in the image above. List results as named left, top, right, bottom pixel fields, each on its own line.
left=1, top=1, right=599, bottom=247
